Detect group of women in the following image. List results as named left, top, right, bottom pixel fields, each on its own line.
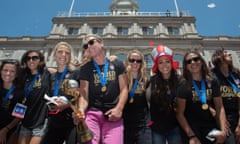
left=1, top=34, right=240, bottom=144
left=123, top=46, right=182, bottom=144
left=123, top=46, right=240, bottom=144
left=0, top=41, right=81, bottom=144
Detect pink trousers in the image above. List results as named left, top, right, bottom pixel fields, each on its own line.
left=85, top=110, right=123, bottom=144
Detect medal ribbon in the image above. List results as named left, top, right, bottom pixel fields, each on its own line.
left=25, top=73, right=40, bottom=98
left=226, top=71, right=240, bottom=93
left=129, top=77, right=138, bottom=100
left=54, top=66, right=68, bottom=96
left=93, top=58, right=109, bottom=87
left=192, top=79, right=207, bottom=105
left=1, top=85, right=15, bottom=107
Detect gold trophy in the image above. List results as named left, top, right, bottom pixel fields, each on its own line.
left=62, top=79, right=93, bottom=143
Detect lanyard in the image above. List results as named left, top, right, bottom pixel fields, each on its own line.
left=54, top=66, right=68, bottom=96
left=226, top=71, right=240, bottom=93
left=1, top=85, right=15, bottom=107
left=129, top=77, right=139, bottom=100
left=93, top=58, right=109, bottom=87
left=192, top=79, right=207, bottom=104
left=25, top=73, right=40, bottom=98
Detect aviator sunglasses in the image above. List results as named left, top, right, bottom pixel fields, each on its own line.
left=128, top=58, right=142, bottom=63
left=185, top=57, right=201, bottom=64
left=26, top=56, right=40, bottom=61
left=83, top=39, right=98, bottom=49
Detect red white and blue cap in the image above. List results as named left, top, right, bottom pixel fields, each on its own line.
left=151, top=45, right=173, bottom=61
left=151, top=45, right=178, bottom=73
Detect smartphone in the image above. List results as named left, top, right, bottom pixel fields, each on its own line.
left=206, top=129, right=221, bottom=142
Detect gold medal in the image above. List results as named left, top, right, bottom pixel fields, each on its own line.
left=202, top=104, right=208, bottom=110
left=101, top=86, right=107, bottom=92
left=237, top=92, right=240, bottom=97
left=129, top=98, right=134, bottom=103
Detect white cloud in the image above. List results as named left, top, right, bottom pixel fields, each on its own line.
left=207, top=3, right=216, bottom=8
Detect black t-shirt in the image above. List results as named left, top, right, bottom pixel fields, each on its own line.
left=49, top=69, right=80, bottom=128
left=79, top=59, right=125, bottom=113
left=177, top=77, right=220, bottom=142
left=22, top=69, right=51, bottom=128
left=0, top=86, right=24, bottom=128
left=149, top=75, right=178, bottom=134
left=123, top=78, right=150, bottom=128
left=212, top=68, right=240, bottom=131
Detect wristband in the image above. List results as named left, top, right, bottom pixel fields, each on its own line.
left=221, top=128, right=228, bottom=135
left=222, top=128, right=228, bottom=132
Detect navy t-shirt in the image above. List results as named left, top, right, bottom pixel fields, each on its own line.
left=0, top=86, right=24, bottom=128
left=123, top=78, right=150, bottom=128
left=22, top=69, right=51, bottom=128
left=212, top=68, right=240, bottom=132
left=149, top=75, right=178, bottom=134
left=79, top=59, right=125, bottom=113
left=49, top=68, right=80, bottom=128
left=177, top=77, right=220, bottom=143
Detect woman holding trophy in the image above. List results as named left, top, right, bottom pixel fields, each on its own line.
left=74, top=34, right=128, bottom=144
left=41, top=41, right=80, bottom=144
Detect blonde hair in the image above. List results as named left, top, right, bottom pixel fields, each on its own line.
left=52, top=41, right=75, bottom=71
left=125, top=50, right=148, bottom=90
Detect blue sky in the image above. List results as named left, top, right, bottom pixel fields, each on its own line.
left=0, top=0, right=239, bottom=37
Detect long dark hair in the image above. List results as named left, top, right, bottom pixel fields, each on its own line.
left=21, top=50, right=46, bottom=74
left=153, top=66, right=179, bottom=112
left=182, top=51, right=212, bottom=88
left=0, top=59, right=23, bottom=88
left=212, top=47, right=240, bottom=75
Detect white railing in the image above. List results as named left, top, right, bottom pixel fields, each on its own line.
left=57, top=11, right=191, bottom=17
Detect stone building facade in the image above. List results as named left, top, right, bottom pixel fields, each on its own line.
left=0, top=0, right=240, bottom=73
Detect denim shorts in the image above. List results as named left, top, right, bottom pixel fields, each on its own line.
left=19, top=119, right=48, bottom=137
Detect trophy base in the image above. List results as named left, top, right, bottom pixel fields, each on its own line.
left=77, top=130, right=93, bottom=143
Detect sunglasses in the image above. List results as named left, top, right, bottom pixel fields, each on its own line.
left=128, top=58, right=142, bottom=63
left=185, top=57, right=201, bottom=64
left=26, top=56, right=40, bottom=61
left=83, top=39, right=98, bottom=49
